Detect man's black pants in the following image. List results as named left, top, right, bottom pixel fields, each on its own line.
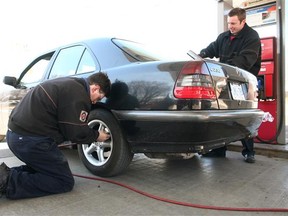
left=241, top=138, right=255, bottom=157
left=5, top=130, right=74, bottom=199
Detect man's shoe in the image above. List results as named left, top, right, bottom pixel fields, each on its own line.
left=0, top=162, right=10, bottom=195
left=245, top=155, right=255, bottom=163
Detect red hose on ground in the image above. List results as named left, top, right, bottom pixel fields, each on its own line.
left=73, top=173, right=288, bottom=212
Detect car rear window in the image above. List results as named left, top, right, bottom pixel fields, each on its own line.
left=112, top=38, right=190, bottom=62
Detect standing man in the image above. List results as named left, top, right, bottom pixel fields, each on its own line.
left=199, top=7, right=261, bottom=163
left=0, top=72, right=111, bottom=199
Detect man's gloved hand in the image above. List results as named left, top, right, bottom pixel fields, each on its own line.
left=97, top=130, right=110, bottom=142
left=198, top=50, right=207, bottom=58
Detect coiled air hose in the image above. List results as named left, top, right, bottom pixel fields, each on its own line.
left=73, top=173, right=288, bottom=212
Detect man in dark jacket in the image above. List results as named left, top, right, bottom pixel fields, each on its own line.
left=0, top=72, right=111, bottom=199
left=199, top=8, right=261, bottom=163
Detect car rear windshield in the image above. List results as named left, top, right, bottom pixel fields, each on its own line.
left=112, top=38, right=189, bottom=62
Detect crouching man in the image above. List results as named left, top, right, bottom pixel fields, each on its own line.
left=0, top=72, right=111, bottom=199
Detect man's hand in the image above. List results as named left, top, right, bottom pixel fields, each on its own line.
left=198, top=51, right=207, bottom=58
left=97, top=130, right=110, bottom=142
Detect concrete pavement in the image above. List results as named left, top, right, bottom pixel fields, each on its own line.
left=1, top=141, right=288, bottom=216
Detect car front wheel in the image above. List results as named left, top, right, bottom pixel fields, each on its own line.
left=77, top=109, right=134, bottom=177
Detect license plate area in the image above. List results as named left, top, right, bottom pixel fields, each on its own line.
left=229, top=82, right=247, bottom=100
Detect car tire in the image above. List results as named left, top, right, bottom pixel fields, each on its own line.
left=77, top=109, right=134, bottom=177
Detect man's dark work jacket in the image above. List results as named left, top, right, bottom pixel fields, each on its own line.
left=200, top=23, right=261, bottom=76
left=8, top=77, right=99, bottom=144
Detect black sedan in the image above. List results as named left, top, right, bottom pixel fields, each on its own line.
left=1, top=37, right=264, bottom=176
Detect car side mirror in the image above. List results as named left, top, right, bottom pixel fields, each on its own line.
left=3, top=76, right=17, bottom=87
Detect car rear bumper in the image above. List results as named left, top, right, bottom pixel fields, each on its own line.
left=112, top=109, right=264, bottom=153
left=113, top=109, right=264, bottom=123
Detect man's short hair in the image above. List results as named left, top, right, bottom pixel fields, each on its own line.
left=88, top=72, right=111, bottom=97
left=228, top=7, right=246, bottom=22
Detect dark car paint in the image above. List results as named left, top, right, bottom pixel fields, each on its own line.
left=112, top=109, right=263, bottom=153
left=1, top=37, right=264, bottom=154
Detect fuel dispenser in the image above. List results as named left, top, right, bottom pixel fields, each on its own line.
left=218, top=0, right=287, bottom=144
left=256, top=37, right=277, bottom=143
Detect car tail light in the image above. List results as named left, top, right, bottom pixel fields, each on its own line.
left=174, top=61, right=216, bottom=99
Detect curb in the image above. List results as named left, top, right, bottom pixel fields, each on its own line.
left=228, top=141, right=288, bottom=159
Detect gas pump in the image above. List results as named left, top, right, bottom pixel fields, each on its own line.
left=256, top=37, right=277, bottom=143
left=218, top=0, right=287, bottom=144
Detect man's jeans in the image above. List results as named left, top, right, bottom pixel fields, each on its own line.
left=5, top=130, right=74, bottom=199
left=241, top=138, right=255, bottom=157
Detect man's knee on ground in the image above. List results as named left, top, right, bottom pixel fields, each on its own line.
left=61, top=176, right=75, bottom=192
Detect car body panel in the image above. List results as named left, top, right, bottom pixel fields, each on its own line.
left=112, top=109, right=263, bottom=153
left=0, top=37, right=264, bottom=152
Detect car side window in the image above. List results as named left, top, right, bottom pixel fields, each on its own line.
left=49, top=46, right=84, bottom=79
left=20, top=58, right=50, bottom=86
left=77, top=49, right=97, bottom=74
left=48, top=46, right=97, bottom=79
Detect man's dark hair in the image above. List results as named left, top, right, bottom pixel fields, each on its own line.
left=228, top=7, right=246, bottom=22
left=88, top=72, right=111, bottom=97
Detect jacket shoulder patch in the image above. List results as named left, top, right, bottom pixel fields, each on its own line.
left=79, top=110, right=88, bottom=122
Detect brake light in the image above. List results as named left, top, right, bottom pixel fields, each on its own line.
left=174, top=62, right=216, bottom=99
